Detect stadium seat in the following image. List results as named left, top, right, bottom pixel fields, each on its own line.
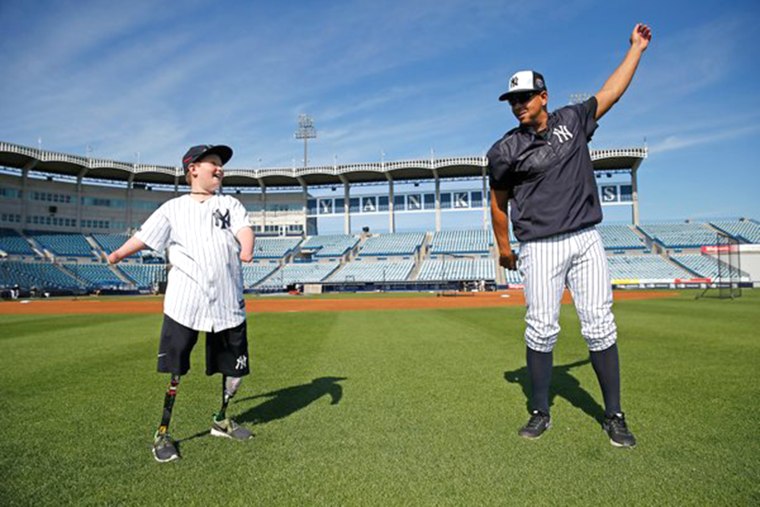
left=118, top=264, right=167, bottom=290
left=27, top=231, right=93, bottom=257
left=606, top=255, right=692, bottom=280
left=253, top=237, right=302, bottom=259
left=62, top=263, right=125, bottom=289
left=417, top=258, right=496, bottom=281
left=328, top=260, right=414, bottom=282
left=301, top=235, right=359, bottom=257
left=0, top=228, right=36, bottom=255
left=2, top=261, right=80, bottom=290
left=242, top=264, right=279, bottom=288
left=429, top=229, right=493, bottom=255
left=597, top=224, right=646, bottom=250
left=670, top=254, right=750, bottom=281
left=358, top=233, right=425, bottom=256
left=709, top=219, right=760, bottom=244
left=259, top=262, right=340, bottom=288
left=637, top=223, right=719, bottom=249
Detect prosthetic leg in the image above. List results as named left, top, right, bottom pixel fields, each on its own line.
left=210, top=376, right=253, bottom=440
left=152, top=375, right=181, bottom=462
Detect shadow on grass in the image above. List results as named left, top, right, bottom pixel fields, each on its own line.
left=504, top=358, right=604, bottom=425
left=235, top=376, right=347, bottom=425
left=179, top=376, right=347, bottom=443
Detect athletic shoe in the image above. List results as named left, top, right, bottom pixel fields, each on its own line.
left=152, top=431, right=180, bottom=463
left=603, top=412, right=636, bottom=448
left=518, top=410, right=551, bottom=439
left=210, top=417, right=253, bottom=441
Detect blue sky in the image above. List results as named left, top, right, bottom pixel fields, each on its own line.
left=1, top=0, right=758, bottom=227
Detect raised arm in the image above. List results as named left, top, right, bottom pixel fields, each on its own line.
left=490, top=188, right=518, bottom=270
left=108, top=236, right=148, bottom=264
left=595, top=23, right=652, bottom=120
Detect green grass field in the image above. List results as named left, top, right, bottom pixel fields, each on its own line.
left=1, top=291, right=759, bottom=505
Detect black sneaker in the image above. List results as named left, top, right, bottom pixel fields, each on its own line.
left=518, top=410, right=551, bottom=439
left=152, top=431, right=180, bottom=463
left=603, top=413, right=636, bottom=448
left=210, top=417, right=253, bottom=441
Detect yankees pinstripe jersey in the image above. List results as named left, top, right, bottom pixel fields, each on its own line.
left=136, top=194, right=251, bottom=332
left=488, top=97, right=601, bottom=241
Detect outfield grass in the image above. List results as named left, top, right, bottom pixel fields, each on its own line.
left=254, top=291, right=442, bottom=299
left=69, top=290, right=441, bottom=303
left=1, top=291, right=758, bottom=505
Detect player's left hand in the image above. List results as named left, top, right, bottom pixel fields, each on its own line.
left=240, top=252, right=253, bottom=263
left=630, top=23, right=652, bottom=52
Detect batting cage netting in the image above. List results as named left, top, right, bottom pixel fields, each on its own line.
left=698, top=233, right=742, bottom=299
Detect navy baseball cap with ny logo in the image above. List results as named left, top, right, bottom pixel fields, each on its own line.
left=182, top=144, right=233, bottom=171
left=498, top=70, right=547, bottom=102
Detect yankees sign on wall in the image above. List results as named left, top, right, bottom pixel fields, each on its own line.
left=599, top=184, right=633, bottom=205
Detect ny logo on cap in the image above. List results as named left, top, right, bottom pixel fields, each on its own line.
left=510, top=76, right=519, bottom=88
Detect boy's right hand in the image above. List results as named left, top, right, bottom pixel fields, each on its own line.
left=107, top=252, right=120, bottom=264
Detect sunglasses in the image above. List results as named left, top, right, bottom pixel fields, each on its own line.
left=507, top=92, right=538, bottom=106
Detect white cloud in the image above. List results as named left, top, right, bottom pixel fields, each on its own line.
left=648, top=124, right=760, bottom=155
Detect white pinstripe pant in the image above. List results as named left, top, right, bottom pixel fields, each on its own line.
left=518, top=227, right=617, bottom=353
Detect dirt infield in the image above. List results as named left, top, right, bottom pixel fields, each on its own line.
left=0, top=290, right=678, bottom=315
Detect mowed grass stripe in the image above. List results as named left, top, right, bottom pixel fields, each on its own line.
left=1, top=292, right=758, bottom=505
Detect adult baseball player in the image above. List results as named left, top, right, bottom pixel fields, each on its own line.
left=108, top=144, right=255, bottom=462
left=489, top=23, right=652, bottom=447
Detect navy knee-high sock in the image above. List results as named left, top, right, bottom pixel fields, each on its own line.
left=590, top=343, right=622, bottom=416
left=526, top=347, right=553, bottom=414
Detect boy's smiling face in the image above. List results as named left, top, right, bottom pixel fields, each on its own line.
left=189, top=154, right=224, bottom=193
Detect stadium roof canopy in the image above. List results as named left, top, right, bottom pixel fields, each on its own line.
left=0, top=141, right=646, bottom=188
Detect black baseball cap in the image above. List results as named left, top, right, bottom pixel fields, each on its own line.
left=182, top=144, right=233, bottom=171
left=498, top=70, right=547, bottom=102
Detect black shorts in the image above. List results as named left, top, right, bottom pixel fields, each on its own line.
left=157, top=314, right=250, bottom=377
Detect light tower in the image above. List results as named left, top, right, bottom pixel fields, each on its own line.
left=294, top=114, right=317, bottom=168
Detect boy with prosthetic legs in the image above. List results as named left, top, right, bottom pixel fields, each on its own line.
left=109, top=144, right=255, bottom=462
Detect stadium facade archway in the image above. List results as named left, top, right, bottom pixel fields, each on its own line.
left=0, top=141, right=646, bottom=235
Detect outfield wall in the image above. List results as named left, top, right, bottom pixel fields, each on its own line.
left=735, top=245, right=760, bottom=287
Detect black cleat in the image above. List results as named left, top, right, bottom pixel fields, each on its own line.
left=518, top=410, right=551, bottom=439
left=603, top=412, right=636, bottom=448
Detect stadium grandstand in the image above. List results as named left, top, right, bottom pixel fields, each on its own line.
left=357, top=232, right=425, bottom=257
left=329, top=260, right=415, bottom=283
left=670, top=254, right=751, bottom=282
left=117, top=264, right=167, bottom=291
left=299, top=234, right=359, bottom=259
left=597, top=224, right=647, bottom=251
left=637, top=222, right=720, bottom=250
left=258, top=262, right=340, bottom=290
left=253, top=237, right=303, bottom=260
left=429, top=229, right=493, bottom=256
left=709, top=219, right=760, bottom=244
left=1, top=140, right=758, bottom=297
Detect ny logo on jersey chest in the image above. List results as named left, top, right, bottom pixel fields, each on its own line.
left=213, top=208, right=231, bottom=229
left=551, top=125, right=574, bottom=143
